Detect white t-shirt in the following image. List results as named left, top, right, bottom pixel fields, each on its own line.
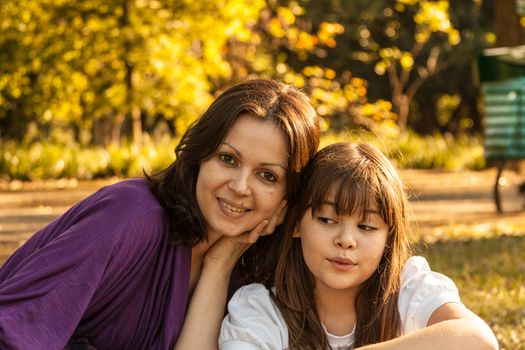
left=219, top=256, right=461, bottom=350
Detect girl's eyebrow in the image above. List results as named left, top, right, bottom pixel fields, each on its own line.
left=321, top=201, right=380, bottom=215
left=221, top=142, right=288, bottom=170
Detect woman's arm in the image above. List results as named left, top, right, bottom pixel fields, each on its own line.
left=173, top=225, right=263, bottom=350
left=356, top=302, right=498, bottom=350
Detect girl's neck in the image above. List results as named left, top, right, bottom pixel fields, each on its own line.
left=315, top=284, right=358, bottom=336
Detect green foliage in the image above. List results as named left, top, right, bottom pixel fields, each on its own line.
left=0, top=135, right=176, bottom=181
left=322, top=128, right=485, bottom=171
left=0, top=130, right=485, bottom=180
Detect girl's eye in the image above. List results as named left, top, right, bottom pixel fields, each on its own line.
left=218, top=153, right=236, bottom=165
left=259, top=171, right=277, bottom=182
left=318, top=216, right=337, bottom=225
left=358, top=224, right=376, bottom=232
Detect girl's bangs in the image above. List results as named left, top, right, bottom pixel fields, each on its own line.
left=306, top=171, right=381, bottom=222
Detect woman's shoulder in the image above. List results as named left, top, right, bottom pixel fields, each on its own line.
left=58, top=179, right=168, bottom=249
left=83, top=179, right=164, bottom=220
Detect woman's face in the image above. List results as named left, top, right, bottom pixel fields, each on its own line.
left=196, top=113, right=288, bottom=241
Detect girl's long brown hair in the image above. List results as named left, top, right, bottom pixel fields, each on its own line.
left=273, top=142, right=413, bottom=348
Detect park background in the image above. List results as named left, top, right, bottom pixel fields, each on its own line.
left=0, top=0, right=524, bottom=348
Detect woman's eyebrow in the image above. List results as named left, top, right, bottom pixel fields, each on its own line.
left=221, top=142, right=288, bottom=170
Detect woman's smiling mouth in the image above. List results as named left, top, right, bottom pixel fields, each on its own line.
left=218, top=198, right=250, bottom=215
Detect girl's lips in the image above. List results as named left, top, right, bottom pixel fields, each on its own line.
left=328, top=257, right=357, bottom=271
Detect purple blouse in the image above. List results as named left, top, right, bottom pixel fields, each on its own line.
left=0, top=179, right=192, bottom=349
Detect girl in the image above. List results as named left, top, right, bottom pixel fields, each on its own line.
left=220, top=142, right=498, bottom=350
left=0, top=79, right=320, bottom=349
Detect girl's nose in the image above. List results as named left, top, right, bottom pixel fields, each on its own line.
left=335, top=226, right=357, bottom=249
left=228, top=170, right=252, bottom=196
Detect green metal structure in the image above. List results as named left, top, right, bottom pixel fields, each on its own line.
left=480, top=52, right=525, bottom=212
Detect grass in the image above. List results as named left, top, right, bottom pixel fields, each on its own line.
left=415, top=230, right=525, bottom=349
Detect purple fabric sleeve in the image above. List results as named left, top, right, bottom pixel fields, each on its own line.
left=0, top=179, right=192, bottom=350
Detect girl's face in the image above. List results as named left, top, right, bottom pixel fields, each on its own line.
left=296, top=198, right=389, bottom=294
left=196, top=113, right=288, bottom=241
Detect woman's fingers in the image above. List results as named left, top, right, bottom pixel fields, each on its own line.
left=260, top=200, right=287, bottom=236
left=246, top=219, right=268, bottom=243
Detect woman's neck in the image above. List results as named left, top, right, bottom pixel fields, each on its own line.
left=191, top=229, right=222, bottom=262
left=315, top=284, right=358, bottom=336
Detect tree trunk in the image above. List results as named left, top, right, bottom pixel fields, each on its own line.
left=494, top=0, right=525, bottom=46
left=397, top=95, right=410, bottom=131
left=131, top=106, right=142, bottom=146
left=111, top=112, right=126, bottom=146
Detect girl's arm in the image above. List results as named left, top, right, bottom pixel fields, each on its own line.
left=174, top=201, right=287, bottom=350
left=356, top=302, right=498, bottom=350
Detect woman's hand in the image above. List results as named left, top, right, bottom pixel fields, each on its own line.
left=203, top=200, right=287, bottom=274
left=174, top=200, right=287, bottom=350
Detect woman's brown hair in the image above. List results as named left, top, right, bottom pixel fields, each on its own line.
left=146, top=79, right=319, bottom=282
left=273, top=142, right=413, bottom=348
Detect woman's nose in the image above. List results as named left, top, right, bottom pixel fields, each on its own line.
left=228, top=170, right=252, bottom=196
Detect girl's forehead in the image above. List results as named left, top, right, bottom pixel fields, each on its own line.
left=313, top=185, right=379, bottom=212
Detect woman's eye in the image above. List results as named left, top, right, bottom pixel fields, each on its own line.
left=218, top=153, right=236, bottom=165
left=259, top=171, right=277, bottom=182
left=318, top=216, right=336, bottom=225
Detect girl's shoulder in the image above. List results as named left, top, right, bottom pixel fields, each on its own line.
left=398, top=256, right=462, bottom=334
left=220, top=283, right=289, bottom=349
left=226, top=283, right=280, bottom=321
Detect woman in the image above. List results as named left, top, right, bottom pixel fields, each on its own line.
left=0, top=79, right=320, bottom=349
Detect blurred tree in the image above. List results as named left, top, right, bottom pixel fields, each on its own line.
left=0, top=0, right=263, bottom=145
left=0, top=0, right=495, bottom=144
left=494, top=0, right=524, bottom=46
left=238, top=0, right=491, bottom=135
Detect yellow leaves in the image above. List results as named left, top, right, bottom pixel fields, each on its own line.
left=400, top=52, right=414, bottom=70
left=412, top=0, right=460, bottom=45
left=448, top=29, right=461, bottom=45
left=71, top=72, right=88, bottom=91
left=379, top=47, right=401, bottom=59
left=397, top=0, right=419, bottom=6
left=375, top=61, right=387, bottom=76
left=415, top=1, right=451, bottom=32
left=485, top=32, right=496, bottom=45
left=85, top=59, right=101, bottom=76
left=415, top=30, right=431, bottom=44
left=277, top=6, right=296, bottom=26
left=358, top=99, right=397, bottom=124
left=268, top=7, right=343, bottom=53
left=294, top=31, right=317, bottom=51
left=324, top=68, right=336, bottom=80
left=317, top=22, right=344, bottom=48
left=269, top=18, right=285, bottom=38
